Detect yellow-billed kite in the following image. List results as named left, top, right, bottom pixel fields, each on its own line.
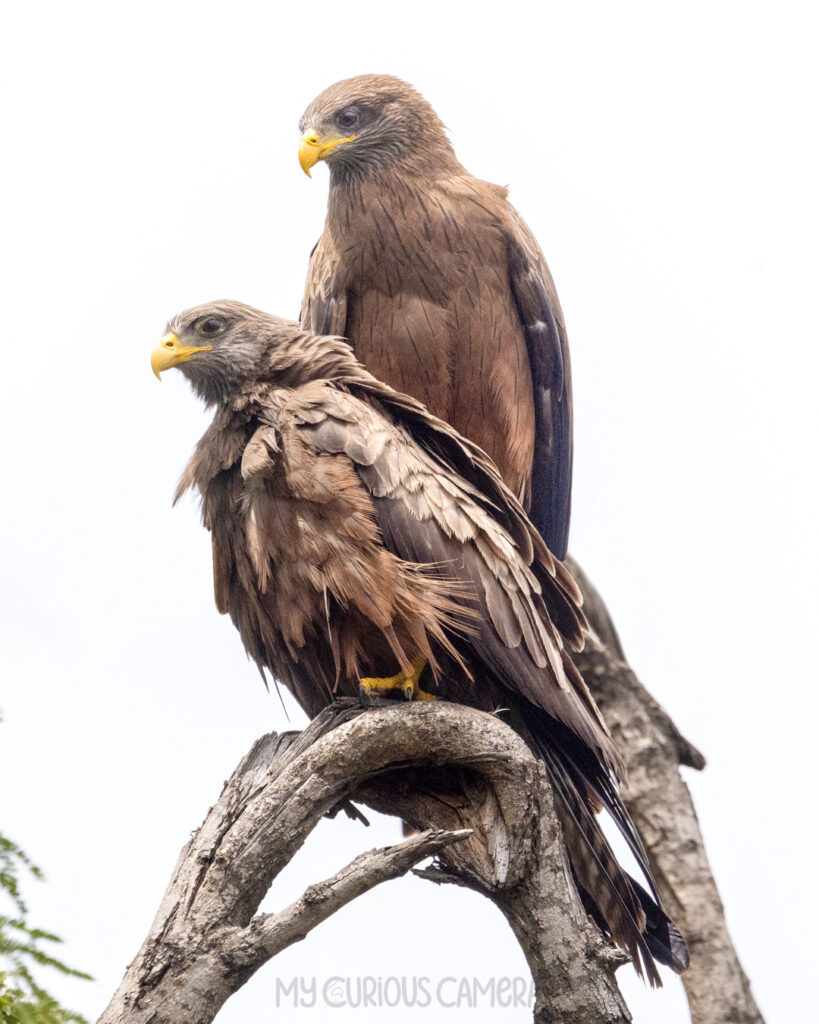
left=299, top=75, right=573, bottom=559
left=152, top=301, right=687, bottom=982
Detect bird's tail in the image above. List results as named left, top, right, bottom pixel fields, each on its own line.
left=530, top=720, right=689, bottom=984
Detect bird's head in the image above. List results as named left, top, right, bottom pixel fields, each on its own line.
left=151, top=300, right=361, bottom=405
left=298, top=74, right=458, bottom=182
left=151, top=301, right=301, bottom=406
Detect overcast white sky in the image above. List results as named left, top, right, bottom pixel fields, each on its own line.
left=1, top=1, right=816, bottom=1021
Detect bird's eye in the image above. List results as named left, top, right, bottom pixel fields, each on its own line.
left=196, top=316, right=225, bottom=337
left=335, top=107, right=360, bottom=130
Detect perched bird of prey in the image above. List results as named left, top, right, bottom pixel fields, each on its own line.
left=151, top=300, right=687, bottom=983
left=299, top=74, right=573, bottom=558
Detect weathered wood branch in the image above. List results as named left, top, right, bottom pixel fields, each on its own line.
left=568, top=558, right=765, bottom=1024
left=222, top=826, right=472, bottom=972
left=99, top=559, right=764, bottom=1024
left=359, top=761, right=631, bottom=1024
left=98, top=702, right=630, bottom=1024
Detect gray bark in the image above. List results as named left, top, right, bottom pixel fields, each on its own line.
left=98, top=702, right=630, bottom=1024
left=568, top=559, right=765, bottom=1024
left=98, top=566, right=765, bottom=1024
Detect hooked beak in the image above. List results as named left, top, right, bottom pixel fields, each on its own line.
left=298, top=128, right=355, bottom=177
left=151, top=332, right=213, bottom=380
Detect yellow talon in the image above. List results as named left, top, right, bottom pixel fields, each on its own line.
left=359, top=657, right=436, bottom=701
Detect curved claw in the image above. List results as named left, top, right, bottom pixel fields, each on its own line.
left=359, top=658, right=435, bottom=702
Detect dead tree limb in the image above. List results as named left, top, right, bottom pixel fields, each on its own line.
left=98, top=702, right=630, bottom=1024
left=99, top=564, right=764, bottom=1024
left=567, top=558, right=764, bottom=1024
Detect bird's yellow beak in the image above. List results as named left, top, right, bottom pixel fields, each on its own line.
left=151, top=333, right=213, bottom=380
left=298, top=128, right=355, bottom=177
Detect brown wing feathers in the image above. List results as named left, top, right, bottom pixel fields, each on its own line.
left=303, top=379, right=685, bottom=978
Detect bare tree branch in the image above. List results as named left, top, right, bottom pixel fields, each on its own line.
left=357, top=755, right=631, bottom=1024
left=98, top=561, right=765, bottom=1024
left=97, top=702, right=630, bottom=1024
left=567, top=558, right=765, bottom=1024
left=224, top=827, right=473, bottom=971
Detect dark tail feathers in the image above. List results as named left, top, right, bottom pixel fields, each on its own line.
left=630, top=874, right=689, bottom=975
left=531, top=720, right=689, bottom=984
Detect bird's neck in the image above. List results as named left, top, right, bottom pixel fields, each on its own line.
left=259, top=332, right=364, bottom=389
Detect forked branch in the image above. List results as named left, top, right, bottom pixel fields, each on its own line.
left=98, top=565, right=764, bottom=1024
left=97, top=702, right=630, bottom=1024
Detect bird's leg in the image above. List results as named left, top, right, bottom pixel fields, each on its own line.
left=359, top=657, right=436, bottom=702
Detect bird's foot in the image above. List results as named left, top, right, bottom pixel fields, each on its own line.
left=359, top=657, right=436, bottom=702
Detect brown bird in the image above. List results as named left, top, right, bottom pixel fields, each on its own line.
left=151, top=300, right=687, bottom=983
left=299, top=74, right=573, bottom=559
